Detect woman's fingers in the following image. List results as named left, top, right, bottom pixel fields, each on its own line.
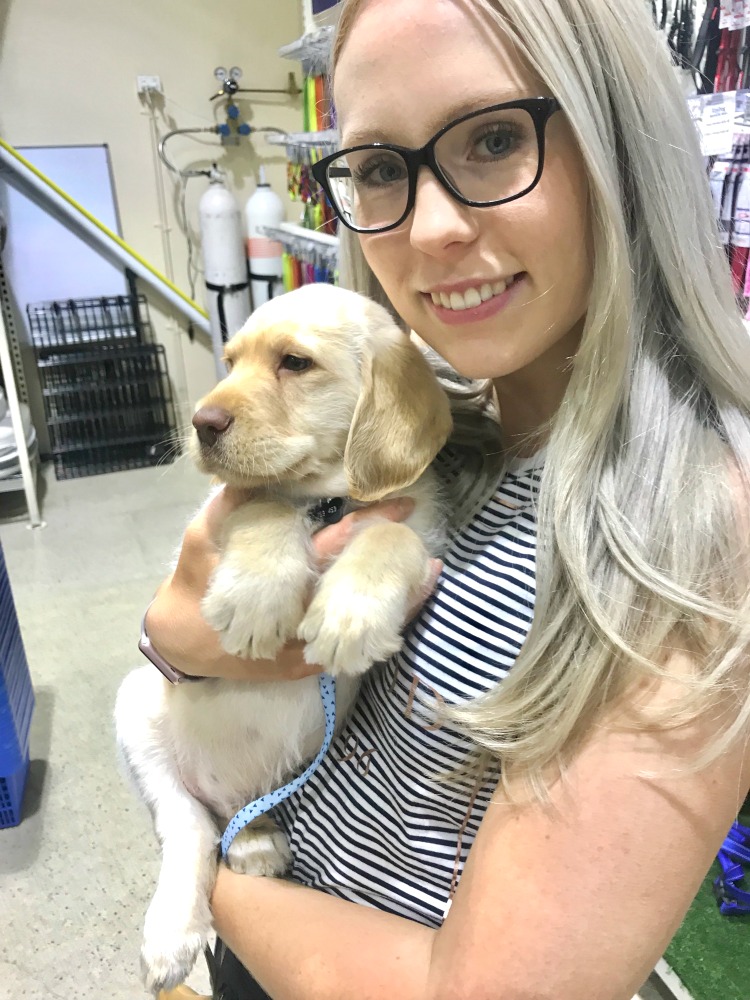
left=313, top=496, right=416, bottom=565
left=175, top=487, right=252, bottom=590
left=146, top=492, right=436, bottom=682
left=192, top=485, right=253, bottom=547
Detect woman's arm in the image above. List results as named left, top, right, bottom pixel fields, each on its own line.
left=212, top=869, right=436, bottom=999
left=211, top=644, right=750, bottom=1000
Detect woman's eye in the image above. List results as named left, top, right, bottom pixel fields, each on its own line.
left=471, top=125, right=520, bottom=160
left=355, top=156, right=407, bottom=188
left=280, top=355, right=313, bottom=372
left=482, top=131, right=512, bottom=156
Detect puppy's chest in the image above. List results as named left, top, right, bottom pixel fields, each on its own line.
left=167, top=680, right=324, bottom=820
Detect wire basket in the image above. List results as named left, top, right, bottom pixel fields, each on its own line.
left=27, top=294, right=151, bottom=355
left=36, top=343, right=179, bottom=480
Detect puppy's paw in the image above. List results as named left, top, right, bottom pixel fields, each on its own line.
left=140, top=899, right=210, bottom=995
left=202, top=561, right=306, bottom=660
left=225, top=824, right=292, bottom=877
left=298, top=577, right=406, bottom=675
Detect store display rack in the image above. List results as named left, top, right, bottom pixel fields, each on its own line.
left=27, top=294, right=178, bottom=480
left=278, top=25, right=335, bottom=76
left=272, top=26, right=340, bottom=278
left=0, top=256, right=42, bottom=527
left=265, top=129, right=338, bottom=151
left=260, top=221, right=338, bottom=269
left=27, top=294, right=149, bottom=355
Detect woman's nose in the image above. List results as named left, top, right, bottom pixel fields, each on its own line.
left=408, top=168, right=479, bottom=255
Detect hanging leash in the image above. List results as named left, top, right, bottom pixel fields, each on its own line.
left=714, top=820, right=750, bottom=915
left=220, top=672, right=337, bottom=858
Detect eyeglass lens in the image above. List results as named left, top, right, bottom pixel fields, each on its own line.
left=324, top=106, right=542, bottom=231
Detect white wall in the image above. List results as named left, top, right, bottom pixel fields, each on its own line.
left=0, top=0, right=304, bottom=426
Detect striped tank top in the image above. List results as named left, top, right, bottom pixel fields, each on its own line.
left=276, top=450, right=542, bottom=928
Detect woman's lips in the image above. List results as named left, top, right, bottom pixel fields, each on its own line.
left=423, top=273, right=526, bottom=325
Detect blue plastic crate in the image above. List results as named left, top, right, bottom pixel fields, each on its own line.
left=0, top=749, right=30, bottom=828
left=0, top=541, right=34, bottom=828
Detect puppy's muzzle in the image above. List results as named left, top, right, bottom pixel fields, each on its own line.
left=193, top=406, right=234, bottom=447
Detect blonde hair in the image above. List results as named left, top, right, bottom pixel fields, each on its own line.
left=331, top=0, right=750, bottom=793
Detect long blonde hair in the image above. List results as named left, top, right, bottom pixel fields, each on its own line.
left=331, top=0, right=750, bottom=794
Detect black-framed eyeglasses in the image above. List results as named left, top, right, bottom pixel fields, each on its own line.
left=311, top=97, right=562, bottom=235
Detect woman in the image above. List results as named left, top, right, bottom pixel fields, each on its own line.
left=147, top=0, right=750, bottom=997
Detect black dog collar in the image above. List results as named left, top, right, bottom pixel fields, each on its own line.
left=307, top=496, right=348, bottom=526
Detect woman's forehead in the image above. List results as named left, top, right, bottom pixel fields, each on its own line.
left=333, top=0, right=541, bottom=146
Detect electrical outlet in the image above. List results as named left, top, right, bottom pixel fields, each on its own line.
left=137, top=75, right=162, bottom=94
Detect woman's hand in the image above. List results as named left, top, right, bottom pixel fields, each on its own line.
left=144, top=487, right=442, bottom=682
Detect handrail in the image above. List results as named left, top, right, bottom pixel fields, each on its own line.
left=0, top=137, right=210, bottom=334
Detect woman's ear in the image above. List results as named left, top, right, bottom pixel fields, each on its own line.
left=344, top=333, right=453, bottom=502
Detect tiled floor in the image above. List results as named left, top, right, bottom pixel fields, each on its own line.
left=0, top=460, right=675, bottom=999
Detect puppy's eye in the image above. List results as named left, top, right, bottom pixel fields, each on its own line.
left=223, top=356, right=233, bottom=373
left=280, top=355, right=313, bottom=373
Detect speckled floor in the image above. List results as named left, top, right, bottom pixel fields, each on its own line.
left=0, top=459, right=672, bottom=1000
left=0, top=458, right=212, bottom=999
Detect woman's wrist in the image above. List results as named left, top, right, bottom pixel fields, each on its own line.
left=139, top=599, right=200, bottom=684
left=144, top=581, right=216, bottom=678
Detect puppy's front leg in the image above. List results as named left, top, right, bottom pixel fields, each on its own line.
left=299, top=521, right=432, bottom=674
left=202, top=500, right=313, bottom=660
left=115, top=670, right=220, bottom=994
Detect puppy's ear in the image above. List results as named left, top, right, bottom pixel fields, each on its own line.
left=344, top=333, right=453, bottom=502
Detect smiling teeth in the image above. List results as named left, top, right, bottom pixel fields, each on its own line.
left=431, top=278, right=510, bottom=311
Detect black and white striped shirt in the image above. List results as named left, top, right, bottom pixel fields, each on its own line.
left=276, top=452, right=541, bottom=928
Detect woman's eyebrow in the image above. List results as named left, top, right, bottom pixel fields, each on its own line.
left=340, top=90, right=539, bottom=147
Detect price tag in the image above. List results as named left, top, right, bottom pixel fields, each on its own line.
left=720, top=0, right=750, bottom=29
left=733, top=166, right=750, bottom=250
left=735, top=90, right=750, bottom=135
left=688, top=91, right=737, bottom=156
left=719, top=0, right=750, bottom=31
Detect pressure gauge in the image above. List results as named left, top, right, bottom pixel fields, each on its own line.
left=214, top=67, right=228, bottom=82
left=230, top=66, right=243, bottom=81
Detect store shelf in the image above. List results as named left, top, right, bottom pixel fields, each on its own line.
left=262, top=222, right=338, bottom=270
left=264, top=221, right=338, bottom=247
left=278, top=26, right=334, bottom=74
left=0, top=283, right=42, bottom=526
left=0, top=448, right=39, bottom=495
left=265, top=129, right=338, bottom=150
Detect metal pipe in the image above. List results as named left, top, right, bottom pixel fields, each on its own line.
left=157, top=127, right=216, bottom=179
left=210, top=73, right=301, bottom=100
left=0, top=137, right=210, bottom=334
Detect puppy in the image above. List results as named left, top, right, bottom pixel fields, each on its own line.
left=115, top=284, right=452, bottom=993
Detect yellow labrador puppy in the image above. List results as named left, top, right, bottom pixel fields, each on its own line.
left=115, top=284, right=452, bottom=993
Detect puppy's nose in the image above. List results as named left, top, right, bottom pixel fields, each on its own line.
left=192, top=406, right=234, bottom=447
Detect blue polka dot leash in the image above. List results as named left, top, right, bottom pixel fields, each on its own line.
left=220, top=672, right=337, bottom=859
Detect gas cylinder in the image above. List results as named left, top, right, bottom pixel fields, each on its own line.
left=199, top=166, right=251, bottom=377
left=244, top=165, right=284, bottom=309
